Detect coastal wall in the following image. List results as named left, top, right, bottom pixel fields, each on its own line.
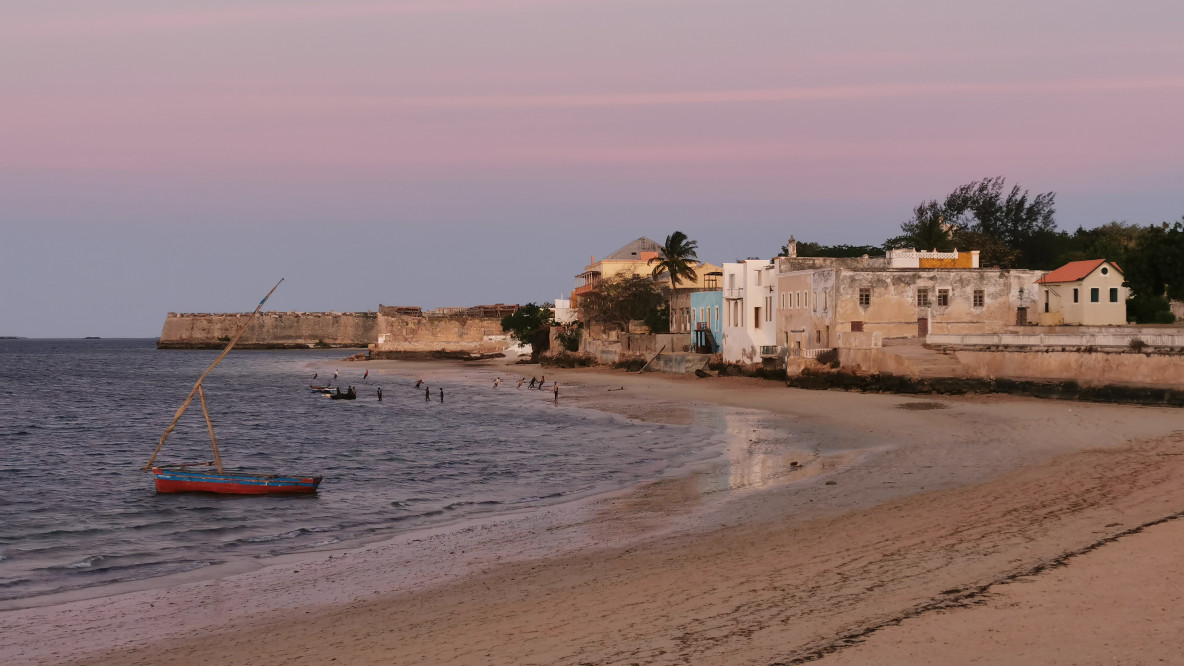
left=950, top=349, right=1184, bottom=389
left=579, top=328, right=693, bottom=365
left=838, top=346, right=1184, bottom=390
left=158, top=312, right=377, bottom=349
left=368, top=313, right=512, bottom=359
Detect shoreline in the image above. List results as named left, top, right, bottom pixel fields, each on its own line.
left=4, top=359, right=1184, bottom=664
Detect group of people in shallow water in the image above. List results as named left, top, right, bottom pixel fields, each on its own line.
left=499, top=375, right=559, bottom=398
left=316, top=372, right=559, bottom=403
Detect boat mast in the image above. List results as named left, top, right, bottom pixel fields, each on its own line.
left=142, top=278, right=284, bottom=471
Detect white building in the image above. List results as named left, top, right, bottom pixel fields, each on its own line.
left=720, top=259, right=778, bottom=364
left=552, top=296, right=578, bottom=324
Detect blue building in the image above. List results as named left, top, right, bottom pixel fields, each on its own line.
left=689, top=290, right=723, bottom=353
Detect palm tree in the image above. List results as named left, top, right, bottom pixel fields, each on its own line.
left=648, top=231, right=700, bottom=290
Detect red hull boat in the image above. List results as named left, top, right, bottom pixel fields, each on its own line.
left=151, top=465, right=322, bottom=494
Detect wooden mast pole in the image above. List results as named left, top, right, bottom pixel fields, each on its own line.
left=142, top=278, right=283, bottom=471
left=197, top=384, right=223, bottom=472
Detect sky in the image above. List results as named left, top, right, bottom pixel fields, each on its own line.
left=2, top=0, right=1182, bottom=337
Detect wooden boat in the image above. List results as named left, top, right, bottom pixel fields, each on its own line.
left=329, top=386, right=357, bottom=400
left=143, top=279, right=323, bottom=495
left=150, top=464, right=321, bottom=494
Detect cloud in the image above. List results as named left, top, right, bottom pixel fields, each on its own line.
left=6, top=0, right=605, bottom=38
left=297, top=77, right=1184, bottom=111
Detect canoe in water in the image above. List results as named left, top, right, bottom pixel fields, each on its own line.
left=151, top=466, right=322, bottom=494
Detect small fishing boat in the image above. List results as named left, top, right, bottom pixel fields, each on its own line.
left=150, top=463, right=322, bottom=494
left=143, top=279, right=323, bottom=495
left=329, top=386, right=357, bottom=400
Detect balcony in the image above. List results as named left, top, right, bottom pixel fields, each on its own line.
left=724, top=287, right=745, bottom=299
left=759, top=345, right=783, bottom=357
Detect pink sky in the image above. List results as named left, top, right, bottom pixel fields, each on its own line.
left=3, top=0, right=1183, bottom=335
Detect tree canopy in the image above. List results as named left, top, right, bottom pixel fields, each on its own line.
left=648, top=231, right=700, bottom=289
left=1123, top=218, right=1184, bottom=302
left=779, top=240, right=887, bottom=258
left=578, top=273, right=666, bottom=332
left=501, top=303, right=553, bottom=360
left=888, top=176, right=1057, bottom=268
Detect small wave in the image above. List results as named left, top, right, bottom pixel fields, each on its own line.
left=65, top=554, right=107, bottom=569
left=242, top=529, right=308, bottom=544
left=510, top=491, right=567, bottom=504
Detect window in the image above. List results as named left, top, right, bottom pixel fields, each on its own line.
left=1091, top=288, right=1099, bottom=303
left=816, top=330, right=821, bottom=343
left=858, top=287, right=871, bottom=307
left=765, top=296, right=773, bottom=321
left=917, top=288, right=930, bottom=307
left=973, top=290, right=984, bottom=308
left=1045, top=289, right=1050, bottom=313
left=753, top=307, right=761, bottom=328
left=1110, top=288, right=1119, bottom=303
left=714, top=306, right=719, bottom=325
left=1073, top=288, right=1079, bottom=303
left=937, top=289, right=949, bottom=307
left=804, top=292, right=809, bottom=309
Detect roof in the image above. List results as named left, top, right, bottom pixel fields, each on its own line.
left=1036, top=259, right=1123, bottom=284
left=603, top=237, right=662, bottom=261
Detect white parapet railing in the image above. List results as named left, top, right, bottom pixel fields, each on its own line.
left=928, top=332, right=1184, bottom=348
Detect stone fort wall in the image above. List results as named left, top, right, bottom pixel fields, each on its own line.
left=158, top=312, right=378, bottom=349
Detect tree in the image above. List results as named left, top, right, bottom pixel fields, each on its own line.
left=888, top=177, right=1057, bottom=268
left=1060, top=221, right=1144, bottom=266
left=501, top=303, right=553, bottom=361
left=1123, top=218, right=1184, bottom=320
left=778, top=240, right=886, bottom=258
left=648, top=231, right=700, bottom=290
left=578, top=273, right=665, bottom=332
left=887, top=201, right=956, bottom=251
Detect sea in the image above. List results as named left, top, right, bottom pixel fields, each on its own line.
left=0, top=338, right=726, bottom=607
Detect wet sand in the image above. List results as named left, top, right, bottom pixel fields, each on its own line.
left=3, top=360, right=1183, bottom=664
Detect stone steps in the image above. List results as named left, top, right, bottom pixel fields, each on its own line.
left=883, top=340, right=967, bottom=378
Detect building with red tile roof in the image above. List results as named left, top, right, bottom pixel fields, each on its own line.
left=1036, top=259, right=1127, bottom=325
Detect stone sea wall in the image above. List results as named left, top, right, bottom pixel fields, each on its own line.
left=158, top=312, right=377, bottom=349
left=368, top=314, right=511, bottom=359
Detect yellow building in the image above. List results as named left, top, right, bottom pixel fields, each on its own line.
left=572, top=237, right=721, bottom=306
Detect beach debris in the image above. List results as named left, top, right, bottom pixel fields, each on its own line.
left=825, top=480, right=837, bottom=486
left=695, top=368, right=711, bottom=378
left=790, top=461, right=799, bottom=467
left=896, top=401, right=948, bottom=410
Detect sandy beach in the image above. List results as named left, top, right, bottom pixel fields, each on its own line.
left=4, top=359, right=1184, bottom=665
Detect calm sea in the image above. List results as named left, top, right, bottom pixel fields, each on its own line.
left=0, top=339, right=721, bottom=605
